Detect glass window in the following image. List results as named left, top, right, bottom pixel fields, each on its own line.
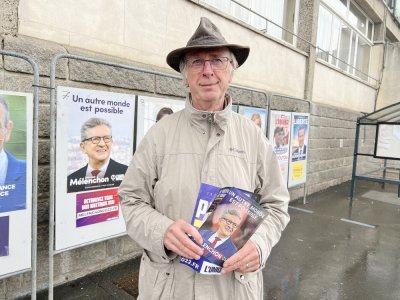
left=232, top=0, right=251, bottom=23
left=324, top=0, right=347, bottom=17
left=367, top=20, right=373, bottom=40
left=204, top=0, right=297, bottom=44
left=355, top=36, right=370, bottom=80
left=316, top=5, right=333, bottom=62
left=338, top=25, right=351, bottom=71
left=330, top=15, right=342, bottom=65
left=317, top=1, right=372, bottom=81
left=349, top=2, right=366, bottom=35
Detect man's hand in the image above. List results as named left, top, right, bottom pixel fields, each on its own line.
left=164, top=219, right=204, bottom=259
left=221, top=240, right=260, bottom=274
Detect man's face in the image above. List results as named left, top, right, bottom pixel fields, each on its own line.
left=80, top=125, right=112, bottom=166
left=253, top=118, right=261, bottom=128
left=0, top=105, right=13, bottom=152
left=217, top=214, right=241, bottom=238
left=274, top=131, right=282, bottom=147
left=185, top=47, right=233, bottom=109
left=298, top=128, right=305, bottom=148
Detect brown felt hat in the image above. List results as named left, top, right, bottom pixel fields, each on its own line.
left=166, top=17, right=250, bottom=72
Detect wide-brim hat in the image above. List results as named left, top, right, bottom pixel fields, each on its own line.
left=166, top=17, right=250, bottom=72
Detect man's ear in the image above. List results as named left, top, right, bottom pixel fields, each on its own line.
left=80, top=142, right=86, bottom=153
left=4, top=121, right=13, bottom=143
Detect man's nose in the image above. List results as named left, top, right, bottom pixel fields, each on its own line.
left=202, top=60, right=214, bottom=75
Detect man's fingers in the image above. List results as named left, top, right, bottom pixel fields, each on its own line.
left=221, top=241, right=260, bottom=274
left=164, top=219, right=203, bottom=258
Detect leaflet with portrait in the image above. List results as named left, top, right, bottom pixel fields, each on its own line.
left=180, top=183, right=267, bottom=275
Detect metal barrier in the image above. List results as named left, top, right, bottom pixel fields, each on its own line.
left=0, top=50, right=40, bottom=299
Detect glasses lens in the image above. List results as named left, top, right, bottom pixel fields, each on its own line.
left=103, top=136, right=112, bottom=143
left=91, top=137, right=101, bottom=144
left=211, top=58, right=226, bottom=70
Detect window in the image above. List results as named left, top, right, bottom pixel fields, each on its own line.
left=317, top=1, right=373, bottom=81
left=204, top=0, right=297, bottom=44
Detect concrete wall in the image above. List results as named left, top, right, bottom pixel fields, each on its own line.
left=17, top=0, right=308, bottom=99
left=312, top=62, right=377, bottom=112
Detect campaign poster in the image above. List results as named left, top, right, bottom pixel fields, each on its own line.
left=288, top=113, right=310, bottom=188
left=374, top=123, right=400, bottom=160
left=268, top=111, right=291, bottom=185
left=55, top=86, right=135, bottom=251
left=238, top=106, right=267, bottom=135
left=0, top=90, right=32, bottom=277
left=136, top=95, right=185, bottom=147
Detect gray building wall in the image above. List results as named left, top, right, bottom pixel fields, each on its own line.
left=0, top=0, right=399, bottom=298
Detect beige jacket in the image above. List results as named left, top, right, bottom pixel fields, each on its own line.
left=119, top=96, right=290, bottom=300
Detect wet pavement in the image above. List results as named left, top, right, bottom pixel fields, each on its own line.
left=30, top=180, right=400, bottom=299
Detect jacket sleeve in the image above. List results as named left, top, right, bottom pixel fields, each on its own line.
left=118, top=131, right=175, bottom=262
left=249, top=132, right=290, bottom=268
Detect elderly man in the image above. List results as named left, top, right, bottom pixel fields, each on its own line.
left=119, top=17, right=290, bottom=299
left=0, top=96, right=26, bottom=213
left=67, top=117, right=128, bottom=193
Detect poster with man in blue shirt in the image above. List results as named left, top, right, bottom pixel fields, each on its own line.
left=0, top=95, right=27, bottom=213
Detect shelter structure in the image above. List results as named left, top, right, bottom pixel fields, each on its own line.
left=350, top=102, right=400, bottom=204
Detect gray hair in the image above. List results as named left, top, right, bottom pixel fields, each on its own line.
left=179, top=49, right=238, bottom=85
left=80, top=117, right=112, bottom=141
left=0, top=96, right=10, bottom=127
left=222, top=209, right=242, bottom=221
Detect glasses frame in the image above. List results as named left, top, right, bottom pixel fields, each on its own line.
left=221, top=217, right=240, bottom=229
left=82, top=135, right=113, bottom=144
left=185, top=56, right=232, bottom=71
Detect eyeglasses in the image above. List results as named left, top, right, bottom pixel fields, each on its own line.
left=221, top=217, right=240, bottom=228
left=186, top=57, right=232, bottom=71
left=82, top=135, right=112, bottom=144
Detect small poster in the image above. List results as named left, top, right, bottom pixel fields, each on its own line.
left=374, top=123, right=400, bottom=160
left=268, top=111, right=291, bottom=185
left=55, top=86, right=135, bottom=251
left=136, top=95, right=185, bottom=147
left=238, top=106, right=267, bottom=135
left=0, top=90, right=33, bottom=277
left=288, top=113, right=309, bottom=188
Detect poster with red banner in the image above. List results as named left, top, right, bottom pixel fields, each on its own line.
left=268, top=111, right=291, bottom=186
left=55, top=86, right=135, bottom=251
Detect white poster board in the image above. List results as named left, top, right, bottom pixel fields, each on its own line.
left=288, top=113, right=310, bottom=188
left=374, top=123, right=400, bottom=160
left=0, top=91, right=33, bottom=277
left=136, top=95, right=185, bottom=147
left=55, top=86, right=135, bottom=251
left=238, top=106, right=267, bottom=135
left=268, top=111, right=291, bottom=186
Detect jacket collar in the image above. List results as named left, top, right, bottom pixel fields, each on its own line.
left=185, top=94, right=232, bottom=130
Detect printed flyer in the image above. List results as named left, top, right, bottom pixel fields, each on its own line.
left=180, top=184, right=266, bottom=275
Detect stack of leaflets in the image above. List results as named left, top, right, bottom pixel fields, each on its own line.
left=180, top=183, right=267, bottom=275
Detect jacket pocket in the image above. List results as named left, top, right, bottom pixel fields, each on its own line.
left=138, top=250, right=175, bottom=300
left=234, top=271, right=263, bottom=300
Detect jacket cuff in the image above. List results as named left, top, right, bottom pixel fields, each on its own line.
left=152, top=215, right=176, bottom=262
left=250, top=233, right=267, bottom=269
